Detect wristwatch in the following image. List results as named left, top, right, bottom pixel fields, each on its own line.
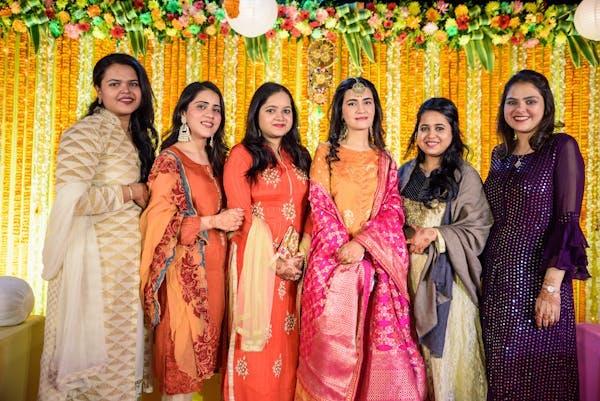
left=543, top=284, right=558, bottom=294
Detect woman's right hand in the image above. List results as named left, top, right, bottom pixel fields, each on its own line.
left=212, top=208, right=244, bottom=232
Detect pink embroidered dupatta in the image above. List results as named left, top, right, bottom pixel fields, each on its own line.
left=296, top=151, right=426, bottom=401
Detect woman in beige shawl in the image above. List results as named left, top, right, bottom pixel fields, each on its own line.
left=398, top=98, right=492, bottom=401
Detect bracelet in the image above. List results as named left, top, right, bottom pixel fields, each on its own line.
left=127, top=185, right=134, bottom=201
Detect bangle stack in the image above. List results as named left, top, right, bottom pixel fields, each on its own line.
left=127, top=185, right=134, bottom=201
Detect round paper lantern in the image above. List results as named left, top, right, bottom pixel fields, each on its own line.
left=225, top=0, right=278, bottom=38
left=574, top=0, right=600, bottom=41
left=0, top=276, right=34, bottom=326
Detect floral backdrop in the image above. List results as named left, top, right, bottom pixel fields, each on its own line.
left=0, top=1, right=598, bottom=323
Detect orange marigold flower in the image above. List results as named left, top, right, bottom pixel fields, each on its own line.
left=490, top=15, right=500, bottom=28
left=151, top=8, right=162, bottom=20
left=154, top=19, right=166, bottom=30
left=0, top=7, right=12, bottom=17
left=406, top=15, right=421, bottom=30
left=12, top=20, right=27, bottom=33
left=58, top=11, right=70, bottom=23
left=509, top=17, right=520, bottom=29
left=454, top=4, right=469, bottom=18
left=426, top=8, right=439, bottom=22
left=172, top=19, right=182, bottom=30
left=87, top=5, right=101, bottom=18
left=434, top=30, right=448, bottom=42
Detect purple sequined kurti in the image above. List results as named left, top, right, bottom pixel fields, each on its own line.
left=481, top=133, right=590, bottom=401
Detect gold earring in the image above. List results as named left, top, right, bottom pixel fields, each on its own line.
left=178, top=115, right=191, bottom=142
left=339, top=122, right=348, bottom=142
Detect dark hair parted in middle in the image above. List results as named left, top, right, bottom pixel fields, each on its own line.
left=496, top=69, right=556, bottom=157
left=161, top=81, right=228, bottom=178
left=242, top=82, right=311, bottom=182
left=406, top=97, right=468, bottom=203
left=326, top=77, right=387, bottom=164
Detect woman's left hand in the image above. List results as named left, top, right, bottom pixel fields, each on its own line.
left=535, top=287, right=561, bottom=329
left=337, top=240, right=365, bottom=264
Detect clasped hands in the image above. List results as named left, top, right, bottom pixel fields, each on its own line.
left=336, top=240, right=365, bottom=264
left=275, top=254, right=305, bottom=281
left=406, top=225, right=437, bottom=254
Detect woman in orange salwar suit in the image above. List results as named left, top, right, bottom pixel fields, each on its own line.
left=223, top=82, right=312, bottom=401
left=296, top=78, right=427, bottom=401
left=140, top=82, right=243, bottom=401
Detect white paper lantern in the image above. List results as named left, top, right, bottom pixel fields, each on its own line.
left=0, top=276, right=34, bottom=326
left=574, top=0, right=600, bottom=41
left=225, top=0, right=278, bottom=38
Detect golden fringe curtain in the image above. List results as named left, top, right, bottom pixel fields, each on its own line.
left=0, top=32, right=598, bottom=322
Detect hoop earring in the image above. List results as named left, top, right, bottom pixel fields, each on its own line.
left=339, top=122, right=348, bottom=142
left=178, top=115, right=191, bottom=142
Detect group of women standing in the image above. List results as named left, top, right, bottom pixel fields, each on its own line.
left=38, top=52, right=589, bottom=401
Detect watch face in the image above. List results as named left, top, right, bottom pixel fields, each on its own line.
left=546, top=285, right=556, bottom=293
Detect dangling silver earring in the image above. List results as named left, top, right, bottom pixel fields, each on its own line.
left=339, top=121, right=348, bottom=142
left=369, top=126, right=374, bottom=144
left=98, top=97, right=102, bottom=105
left=178, top=115, right=191, bottom=142
left=209, top=135, right=214, bottom=148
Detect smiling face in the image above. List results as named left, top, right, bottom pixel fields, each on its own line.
left=416, top=110, right=453, bottom=161
left=95, top=63, right=141, bottom=128
left=258, top=91, right=293, bottom=147
left=503, top=81, right=545, bottom=138
left=182, top=89, right=223, bottom=140
left=341, top=87, right=375, bottom=133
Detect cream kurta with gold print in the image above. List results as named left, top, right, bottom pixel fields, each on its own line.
left=39, top=108, right=145, bottom=401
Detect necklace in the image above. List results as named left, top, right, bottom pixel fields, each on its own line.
left=514, top=154, right=526, bottom=168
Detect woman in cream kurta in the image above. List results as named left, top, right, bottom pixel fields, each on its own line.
left=39, top=107, right=149, bottom=400
left=39, top=54, right=158, bottom=401
left=398, top=98, right=491, bottom=401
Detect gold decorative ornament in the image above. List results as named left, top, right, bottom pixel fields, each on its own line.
left=307, top=39, right=336, bottom=106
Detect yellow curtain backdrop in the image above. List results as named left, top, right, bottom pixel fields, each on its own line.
left=0, top=31, right=598, bottom=323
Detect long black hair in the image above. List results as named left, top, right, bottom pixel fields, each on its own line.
left=497, top=69, right=556, bottom=157
left=161, top=81, right=228, bottom=178
left=326, top=77, right=387, bottom=164
left=88, top=53, right=158, bottom=182
left=406, top=97, right=468, bottom=203
left=242, top=82, right=311, bottom=183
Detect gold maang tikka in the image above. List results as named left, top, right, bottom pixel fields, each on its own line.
left=351, top=78, right=366, bottom=94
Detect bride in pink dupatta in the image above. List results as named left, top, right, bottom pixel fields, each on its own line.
left=296, top=78, right=427, bottom=401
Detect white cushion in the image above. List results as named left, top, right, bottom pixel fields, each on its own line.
left=0, top=276, right=34, bottom=326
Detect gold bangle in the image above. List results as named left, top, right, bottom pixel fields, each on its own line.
left=127, top=185, right=134, bottom=201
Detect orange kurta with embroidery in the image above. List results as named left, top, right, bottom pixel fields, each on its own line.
left=140, top=147, right=227, bottom=395
left=309, top=144, right=378, bottom=235
left=223, top=144, right=310, bottom=401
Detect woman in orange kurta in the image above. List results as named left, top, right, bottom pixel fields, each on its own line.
left=140, top=82, right=243, bottom=401
left=296, top=77, right=426, bottom=401
left=223, top=83, right=312, bottom=401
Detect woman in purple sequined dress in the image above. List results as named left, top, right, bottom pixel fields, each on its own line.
left=481, top=70, right=590, bottom=401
